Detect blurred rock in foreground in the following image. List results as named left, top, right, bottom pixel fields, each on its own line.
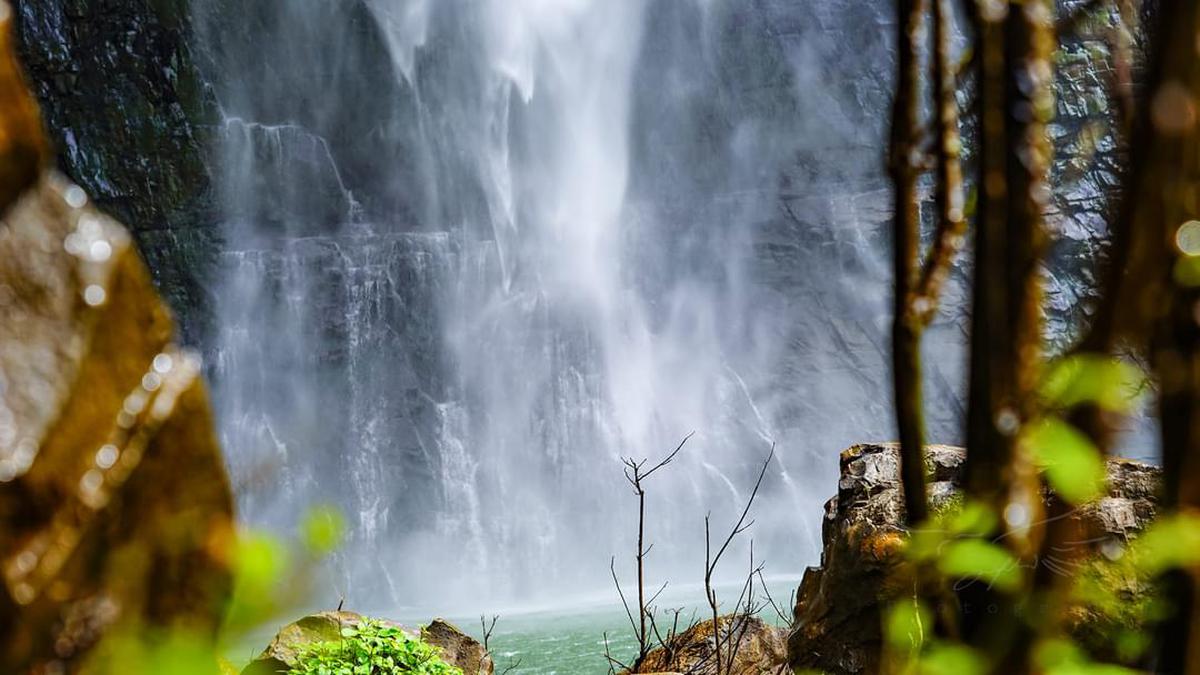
left=0, top=3, right=233, bottom=670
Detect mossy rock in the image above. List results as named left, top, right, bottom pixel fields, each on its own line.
left=242, top=612, right=493, bottom=675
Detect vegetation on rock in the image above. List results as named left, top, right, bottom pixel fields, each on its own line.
left=288, top=619, right=463, bottom=675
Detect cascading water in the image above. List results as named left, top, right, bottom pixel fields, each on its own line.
left=191, top=0, right=955, bottom=609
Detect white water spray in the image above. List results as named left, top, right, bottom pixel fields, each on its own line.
left=195, top=0, right=924, bottom=609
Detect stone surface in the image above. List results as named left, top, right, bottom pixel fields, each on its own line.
left=636, top=615, right=789, bottom=675
left=422, top=619, right=494, bottom=675
left=787, top=443, right=1161, bottom=674
left=0, top=7, right=233, bottom=671
left=12, top=0, right=220, bottom=342
left=242, top=611, right=493, bottom=675
left=0, top=169, right=233, bottom=672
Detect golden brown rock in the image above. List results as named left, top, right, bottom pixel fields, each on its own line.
left=788, top=443, right=1161, bottom=674
left=0, top=168, right=234, bottom=673
left=422, top=618, right=494, bottom=675
left=0, top=2, right=47, bottom=214
left=0, top=4, right=234, bottom=666
left=635, top=615, right=788, bottom=675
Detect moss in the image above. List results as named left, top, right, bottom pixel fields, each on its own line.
left=929, top=491, right=964, bottom=518
left=1068, top=554, right=1155, bottom=664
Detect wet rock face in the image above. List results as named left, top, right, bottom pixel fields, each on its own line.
left=11, top=0, right=219, bottom=342
left=788, top=443, right=1161, bottom=674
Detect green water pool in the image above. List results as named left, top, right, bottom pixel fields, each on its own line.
left=419, top=579, right=800, bottom=674
left=227, top=579, right=800, bottom=674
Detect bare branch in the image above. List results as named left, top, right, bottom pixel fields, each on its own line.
left=610, top=556, right=640, bottom=643
left=479, top=614, right=499, bottom=653
left=705, top=446, right=775, bottom=578
left=702, top=447, right=775, bottom=674
left=641, top=431, right=694, bottom=480
left=756, top=569, right=792, bottom=624
left=614, top=433, right=693, bottom=669
left=646, top=580, right=669, bottom=607
left=601, top=632, right=629, bottom=675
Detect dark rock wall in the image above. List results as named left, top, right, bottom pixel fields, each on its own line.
left=7, top=0, right=1130, bottom=377
left=11, top=0, right=220, bottom=342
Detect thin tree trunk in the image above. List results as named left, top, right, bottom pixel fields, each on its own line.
left=961, top=0, right=1053, bottom=656
left=890, top=0, right=929, bottom=527
left=1144, top=2, right=1200, bottom=669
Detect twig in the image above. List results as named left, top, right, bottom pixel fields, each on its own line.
left=756, top=569, right=792, bottom=625
left=602, top=632, right=629, bottom=675
left=611, top=556, right=641, bottom=643
left=703, top=446, right=775, bottom=674
left=479, top=614, right=498, bottom=653
left=616, top=432, right=693, bottom=669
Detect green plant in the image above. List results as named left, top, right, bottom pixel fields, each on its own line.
left=289, top=619, right=464, bottom=675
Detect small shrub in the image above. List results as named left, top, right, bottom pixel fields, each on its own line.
left=289, top=618, right=463, bottom=675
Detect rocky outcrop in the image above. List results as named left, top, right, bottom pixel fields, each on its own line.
left=788, top=443, right=1160, bottom=674
left=422, top=619, right=494, bottom=675
left=636, top=615, right=789, bottom=675
left=0, top=8, right=233, bottom=671
left=11, top=0, right=220, bottom=341
left=242, top=611, right=493, bottom=675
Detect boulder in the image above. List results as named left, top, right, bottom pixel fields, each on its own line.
left=241, top=611, right=493, bottom=675
left=0, top=6, right=234, bottom=667
left=788, top=443, right=1160, bottom=674
left=422, top=619, right=493, bottom=675
left=636, top=615, right=788, bottom=675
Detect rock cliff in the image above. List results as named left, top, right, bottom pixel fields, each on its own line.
left=11, top=0, right=219, bottom=341
left=787, top=443, right=1160, bottom=674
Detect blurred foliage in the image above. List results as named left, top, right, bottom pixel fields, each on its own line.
left=1026, top=419, right=1106, bottom=505
left=75, top=504, right=347, bottom=675
left=1039, top=356, right=1146, bottom=415
left=300, top=505, right=347, bottom=557
left=889, top=503, right=1200, bottom=673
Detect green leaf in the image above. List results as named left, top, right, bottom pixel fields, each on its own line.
left=948, top=501, right=997, bottom=537
left=301, top=504, right=347, bottom=555
left=1041, top=355, right=1144, bottom=413
left=223, top=530, right=292, bottom=630
left=885, top=599, right=932, bottom=653
left=1027, top=418, right=1106, bottom=505
left=937, top=539, right=1022, bottom=591
left=1134, top=514, right=1200, bottom=574
left=1175, top=257, right=1200, bottom=287
left=920, top=644, right=986, bottom=675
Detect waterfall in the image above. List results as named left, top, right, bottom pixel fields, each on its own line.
left=192, top=0, right=946, bottom=609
